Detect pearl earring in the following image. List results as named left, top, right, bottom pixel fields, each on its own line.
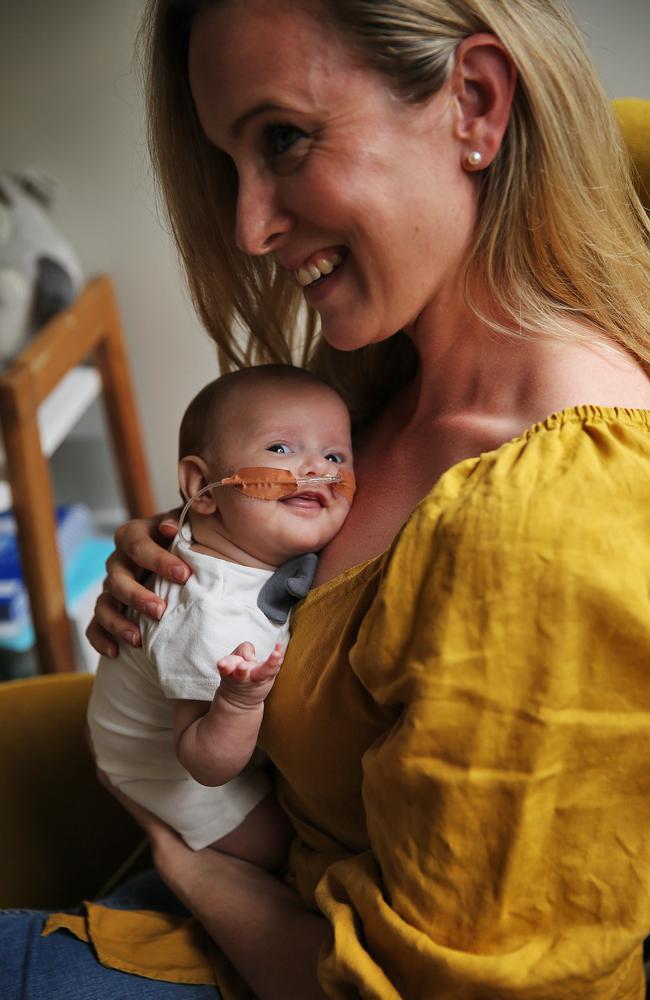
left=466, top=150, right=483, bottom=168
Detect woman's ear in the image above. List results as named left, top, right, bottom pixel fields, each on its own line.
left=451, top=33, right=517, bottom=169
left=178, top=455, right=218, bottom=514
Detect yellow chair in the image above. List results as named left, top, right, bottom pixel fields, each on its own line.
left=0, top=100, right=647, bottom=910
left=613, top=98, right=650, bottom=211
left=0, top=673, right=140, bottom=907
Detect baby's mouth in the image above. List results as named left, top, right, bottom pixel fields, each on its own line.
left=294, top=248, right=348, bottom=288
left=281, top=490, right=327, bottom=508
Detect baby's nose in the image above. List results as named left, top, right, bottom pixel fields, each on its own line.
left=299, top=452, right=330, bottom=477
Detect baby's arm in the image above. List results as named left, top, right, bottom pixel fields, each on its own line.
left=172, top=642, right=284, bottom=787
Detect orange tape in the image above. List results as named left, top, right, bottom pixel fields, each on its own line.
left=220, top=466, right=356, bottom=502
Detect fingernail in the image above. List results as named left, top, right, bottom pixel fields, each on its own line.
left=171, top=566, right=189, bottom=583
left=145, top=602, right=163, bottom=620
left=125, top=630, right=141, bottom=646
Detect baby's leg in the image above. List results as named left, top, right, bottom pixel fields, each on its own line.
left=207, top=793, right=293, bottom=871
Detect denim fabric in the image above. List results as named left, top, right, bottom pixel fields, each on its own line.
left=0, top=871, right=221, bottom=1000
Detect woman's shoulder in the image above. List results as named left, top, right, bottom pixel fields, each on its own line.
left=377, top=404, right=650, bottom=612
left=405, top=403, right=650, bottom=543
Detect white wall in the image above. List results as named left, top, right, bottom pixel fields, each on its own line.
left=0, top=0, right=648, bottom=513
left=569, top=0, right=649, bottom=99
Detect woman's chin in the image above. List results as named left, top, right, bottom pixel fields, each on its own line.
left=319, top=317, right=389, bottom=354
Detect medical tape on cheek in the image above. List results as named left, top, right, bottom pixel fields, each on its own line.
left=177, top=466, right=356, bottom=539
left=220, top=467, right=301, bottom=499
left=176, top=470, right=289, bottom=540
left=332, top=467, right=356, bottom=504
left=221, top=466, right=356, bottom=501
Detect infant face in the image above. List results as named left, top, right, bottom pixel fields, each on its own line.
left=207, top=380, right=353, bottom=566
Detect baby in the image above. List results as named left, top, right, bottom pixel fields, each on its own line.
left=87, top=365, right=354, bottom=869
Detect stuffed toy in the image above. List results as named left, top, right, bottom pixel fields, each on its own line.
left=0, top=170, right=83, bottom=366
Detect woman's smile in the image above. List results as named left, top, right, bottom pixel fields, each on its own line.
left=298, top=251, right=349, bottom=305
left=292, top=248, right=345, bottom=287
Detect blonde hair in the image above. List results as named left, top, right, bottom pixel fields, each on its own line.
left=140, top=0, right=650, bottom=420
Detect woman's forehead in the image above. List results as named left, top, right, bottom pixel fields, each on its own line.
left=187, top=0, right=362, bottom=138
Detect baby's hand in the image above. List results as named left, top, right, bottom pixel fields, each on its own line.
left=216, top=641, right=284, bottom=710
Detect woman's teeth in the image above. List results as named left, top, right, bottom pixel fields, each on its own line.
left=296, top=252, right=343, bottom=287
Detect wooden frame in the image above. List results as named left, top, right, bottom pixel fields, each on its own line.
left=0, top=276, right=155, bottom=674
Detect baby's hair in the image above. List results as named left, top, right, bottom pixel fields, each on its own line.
left=178, top=364, right=339, bottom=467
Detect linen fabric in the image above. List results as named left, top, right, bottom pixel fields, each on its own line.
left=57, top=407, right=650, bottom=998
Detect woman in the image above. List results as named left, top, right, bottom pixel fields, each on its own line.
left=5, top=0, right=650, bottom=997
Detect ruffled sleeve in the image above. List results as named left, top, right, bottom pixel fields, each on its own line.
left=316, top=410, right=650, bottom=999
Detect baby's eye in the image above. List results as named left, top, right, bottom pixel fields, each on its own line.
left=264, top=123, right=306, bottom=158
left=325, top=453, right=344, bottom=464
left=266, top=443, right=292, bottom=455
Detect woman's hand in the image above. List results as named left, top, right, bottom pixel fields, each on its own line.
left=86, top=511, right=189, bottom=658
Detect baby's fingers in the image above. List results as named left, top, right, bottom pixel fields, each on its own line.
left=229, top=641, right=257, bottom=662
left=218, top=661, right=254, bottom=684
left=249, top=643, right=285, bottom=682
left=217, top=654, right=247, bottom=676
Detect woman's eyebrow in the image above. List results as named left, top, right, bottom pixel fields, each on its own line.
left=230, top=102, right=287, bottom=138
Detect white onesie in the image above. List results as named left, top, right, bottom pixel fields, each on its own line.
left=87, top=533, right=290, bottom=849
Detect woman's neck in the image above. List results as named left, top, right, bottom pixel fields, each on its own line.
left=403, top=298, right=650, bottom=432
left=315, top=302, right=649, bottom=589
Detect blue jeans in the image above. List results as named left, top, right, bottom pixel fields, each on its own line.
left=0, top=870, right=221, bottom=999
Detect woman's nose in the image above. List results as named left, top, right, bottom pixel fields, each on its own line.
left=234, top=169, right=293, bottom=256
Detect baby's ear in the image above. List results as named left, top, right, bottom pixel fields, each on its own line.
left=178, top=455, right=218, bottom=514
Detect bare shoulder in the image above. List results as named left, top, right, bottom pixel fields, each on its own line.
left=530, top=334, right=650, bottom=414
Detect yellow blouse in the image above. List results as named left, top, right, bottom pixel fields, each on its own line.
left=47, top=406, right=650, bottom=998
left=261, top=405, right=650, bottom=999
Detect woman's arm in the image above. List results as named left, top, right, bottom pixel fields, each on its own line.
left=103, top=779, right=328, bottom=1000
left=154, top=832, right=329, bottom=1000
left=86, top=512, right=188, bottom=657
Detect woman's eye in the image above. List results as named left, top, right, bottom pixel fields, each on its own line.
left=325, top=453, right=344, bottom=464
left=264, top=123, right=306, bottom=158
left=267, top=443, right=292, bottom=455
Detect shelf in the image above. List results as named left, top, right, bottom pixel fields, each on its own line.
left=0, top=366, right=101, bottom=511
left=0, top=276, right=155, bottom=673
